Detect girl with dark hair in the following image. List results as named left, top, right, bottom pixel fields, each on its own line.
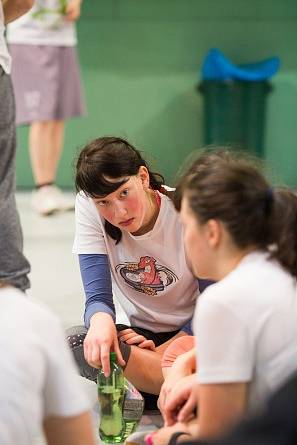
left=146, top=149, right=297, bottom=445
left=67, top=137, right=208, bottom=398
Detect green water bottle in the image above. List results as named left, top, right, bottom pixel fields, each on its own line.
left=97, top=352, right=125, bottom=443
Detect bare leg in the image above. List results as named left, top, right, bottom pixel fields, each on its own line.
left=29, top=120, right=64, bottom=185
left=123, top=346, right=164, bottom=395
left=50, top=120, right=64, bottom=178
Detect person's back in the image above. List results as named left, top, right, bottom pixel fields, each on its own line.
left=196, top=250, right=297, bottom=413
left=0, top=285, right=95, bottom=445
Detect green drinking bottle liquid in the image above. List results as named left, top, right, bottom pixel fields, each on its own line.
left=97, top=352, right=125, bottom=443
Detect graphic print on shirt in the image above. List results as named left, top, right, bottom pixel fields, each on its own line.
left=116, top=256, right=178, bottom=296
left=30, top=0, right=67, bottom=30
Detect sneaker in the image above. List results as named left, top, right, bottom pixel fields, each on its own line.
left=31, top=185, right=74, bottom=216
left=66, top=326, right=98, bottom=382
left=55, top=186, right=75, bottom=212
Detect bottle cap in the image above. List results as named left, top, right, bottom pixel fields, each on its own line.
left=110, top=352, right=117, bottom=362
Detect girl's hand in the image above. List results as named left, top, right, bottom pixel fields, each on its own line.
left=117, top=328, right=156, bottom=351
left=64, top=0, right=81, bottom=22
left=83, top=313, right=125, bottom=377
left=158, top=349, right=196, bottom=417
left=163, top=374, right=199, bottom=426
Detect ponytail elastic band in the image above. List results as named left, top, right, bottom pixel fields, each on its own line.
left=266, top=187, right=274, bottom=201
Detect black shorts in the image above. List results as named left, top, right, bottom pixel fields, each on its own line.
left=116, top=324, right=180, bottom=347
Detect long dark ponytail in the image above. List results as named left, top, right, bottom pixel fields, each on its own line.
left=75, top=137, right=165, bottom=243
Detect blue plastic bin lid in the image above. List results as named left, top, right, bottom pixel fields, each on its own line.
left=202, top=48, right=280, bottom=81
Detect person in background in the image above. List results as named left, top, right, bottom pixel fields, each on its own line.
left=67, top=137, right=212, bottom=407
left=7, top=0, right=86, bottom=216
left=0, top=0, right=31, bottom=292
left=146, top=149, right=297, bottom=445
left=0, top=280, right=96, bottom=445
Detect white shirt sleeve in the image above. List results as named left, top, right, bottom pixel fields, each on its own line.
left=43, top=315, right=91, bottom=418
left=195, top=296, right=254, bottom=384
left=73, top=192, right=107, bottom=255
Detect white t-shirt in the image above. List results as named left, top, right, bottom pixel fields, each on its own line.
left=7, top=0, right=77, bottom=46
left=0, top=3, right=11, bottom=73
left=0, top=286, right=90, bottom=445
left=193, top=250, right=297, bottom=414
left=73, top=191, right=199, bottom=333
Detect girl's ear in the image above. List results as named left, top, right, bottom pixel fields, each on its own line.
left=138, top=166, right=150, bottom=188
left=206, top=219, right=221, bottom=248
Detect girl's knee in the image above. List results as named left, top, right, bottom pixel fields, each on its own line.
left=161, top=335, right=195, bottom=369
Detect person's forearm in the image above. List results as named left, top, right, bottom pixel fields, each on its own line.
left=79, top=254, right=116, bottom=327
left=90, top=311, right=114, bottom=327
left=2, top=0, right=33, bottom=24
left=196, top=383, right=247, bottom=439
left=44, top=411, right=96, bottom=445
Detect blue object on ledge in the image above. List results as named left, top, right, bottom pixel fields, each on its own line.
left=202, top=48, right=280, bottom=81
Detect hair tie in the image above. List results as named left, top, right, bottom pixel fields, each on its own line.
left=264, top=187, right=274, bottom=215
left=266, top=187, right=274, bottom=202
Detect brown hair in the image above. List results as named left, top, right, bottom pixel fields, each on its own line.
left=175, top=149, right=297, bottom=278
left=76, top=137, right=165, bottom=243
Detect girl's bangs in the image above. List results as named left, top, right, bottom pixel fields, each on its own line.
left=79, top=170, right=129, bottom=198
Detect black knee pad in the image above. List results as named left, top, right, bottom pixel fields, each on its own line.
left=66, top=325, right=97, bottom=382
left=119, top=339, right=131, bottom=368
left=66, top=325, right=131, bottom=379
left=66, top=325, right=87, bottom=348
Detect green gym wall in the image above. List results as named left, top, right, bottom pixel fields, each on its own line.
left=15, top=0, right=297, bottom=189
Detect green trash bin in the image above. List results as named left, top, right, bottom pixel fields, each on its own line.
left=198, top=80, right=272, bottom=157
